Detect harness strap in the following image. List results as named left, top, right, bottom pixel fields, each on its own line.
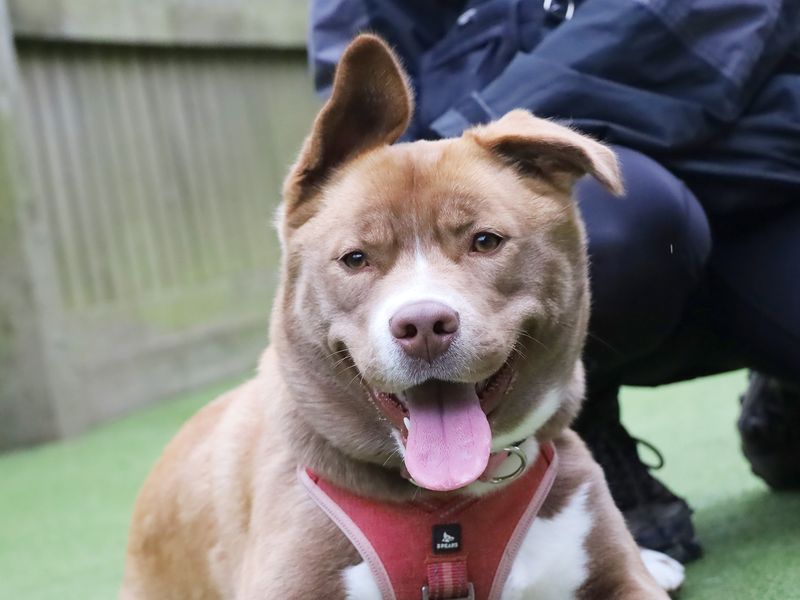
left=426, top=558, right=469, bottom=599
left=301, top=442, right=558, bottom=600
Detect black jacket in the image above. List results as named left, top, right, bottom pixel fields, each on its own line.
left=310, top=0, right=800, bottom=216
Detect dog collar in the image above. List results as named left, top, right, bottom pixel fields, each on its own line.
left=300, top=441, right=558, bottom=600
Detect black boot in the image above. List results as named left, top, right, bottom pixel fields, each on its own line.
left=574, top=387, right=703, bottom=563
left=739, top=372, right=800, bottom=490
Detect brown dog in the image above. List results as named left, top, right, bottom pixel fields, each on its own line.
left=122, top=35, right=682, bottom=599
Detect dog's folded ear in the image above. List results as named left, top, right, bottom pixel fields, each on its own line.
left=282, top=34, right=413, bottom=229
left=467, top=110, right=624, bottom=197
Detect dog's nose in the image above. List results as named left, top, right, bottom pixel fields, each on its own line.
left=389, top=301, right=459, bottom=361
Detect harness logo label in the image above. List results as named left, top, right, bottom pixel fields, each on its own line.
left=432, top=524, right=462, bottom=554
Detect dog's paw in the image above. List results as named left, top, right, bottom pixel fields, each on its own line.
left=640, top=548, right=685, bottom=592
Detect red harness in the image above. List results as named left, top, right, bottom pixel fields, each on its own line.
left=300, top=442, right=557, bottom=600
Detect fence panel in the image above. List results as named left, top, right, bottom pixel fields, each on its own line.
left=0, top=1, right=318, bottom=447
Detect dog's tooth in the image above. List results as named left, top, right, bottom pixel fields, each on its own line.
left=403, top=417, right=411, bottom=431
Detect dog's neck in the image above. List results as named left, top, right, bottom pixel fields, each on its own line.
left=279, top=396, right=424, bottom=501
left=280, top=398, right=550, bottom=501
left=280, top=366, right=568, bottom=502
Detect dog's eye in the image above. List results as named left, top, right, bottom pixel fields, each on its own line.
left=341, top=250, right=369, bottom=270
left=471, top=232, right=504, bottom=253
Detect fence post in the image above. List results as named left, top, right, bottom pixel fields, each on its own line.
left=0, top=0, right=67, bottom=448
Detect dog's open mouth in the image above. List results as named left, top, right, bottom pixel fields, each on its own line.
left=370, top=361, right=515, bottom=492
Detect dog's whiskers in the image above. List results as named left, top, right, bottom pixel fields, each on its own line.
left=345, top=368, right=366, bottom=391
left=382, top=448, right=400, bottom=467
left=584, top=331, right=621, bottom=354
left=331, top=354, right=354, bottom=370
left=515, top=328, right=550, bottom=353
left=510, top=342, right=528, bottom=361
left=323, top=347, right=351, bottom=361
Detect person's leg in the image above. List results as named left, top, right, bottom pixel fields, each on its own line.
left=573, top=146, right=712, bottom=562
left=708, top=205, right=800, bottom=489
left=707, top=206, right=800, bottom=383
left=617, top=204, right=800, bottom=496
left=578, top=147, right=712, bottom=379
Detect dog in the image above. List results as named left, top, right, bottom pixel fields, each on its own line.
left=122, top=34, right=684, bottom=599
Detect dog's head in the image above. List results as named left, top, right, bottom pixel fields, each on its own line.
left=273, top=35, right=621, bottom=493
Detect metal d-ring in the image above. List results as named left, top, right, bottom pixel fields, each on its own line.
left=489, top=445, right=527, bottom=484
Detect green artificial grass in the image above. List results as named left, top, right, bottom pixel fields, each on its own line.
left=620, top=372, right=800, bottom=599
left=1, top=370, right=799, bottom=599
left=0, top=379, right=240, bottom=600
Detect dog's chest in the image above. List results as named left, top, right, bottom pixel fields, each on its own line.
left=341, top=484, right=593, bottom=600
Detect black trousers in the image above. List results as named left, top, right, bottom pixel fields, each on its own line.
left=576, top=147, right=800, bottom=423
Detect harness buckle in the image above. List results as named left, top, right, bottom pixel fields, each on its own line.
left=421, top=582, right=475, bottom=600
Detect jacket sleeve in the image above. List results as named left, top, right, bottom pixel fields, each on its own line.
left=309, top=0, right=465, bottom=97
left=308, top=0, right=370, bottom=95
left=429, top=0, right=800, bottom=153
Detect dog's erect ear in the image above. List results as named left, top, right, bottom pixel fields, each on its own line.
left=467, top=110, right=623, bottom=196
left=282, top=34, right=413, bottom=229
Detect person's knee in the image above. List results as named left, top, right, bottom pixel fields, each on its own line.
left=577, top=146, right=711, bottom=361
left=593, top=188, right=709, bottom=289
left=578, top=146, right=711, bottom=286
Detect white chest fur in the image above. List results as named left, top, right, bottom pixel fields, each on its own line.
left=341, top=484, right=592, bottom=600
left=501, top=483, right=592, bottom=599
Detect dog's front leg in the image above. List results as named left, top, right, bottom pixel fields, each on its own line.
left=235, top=500, right=361, bottom=600
left=576, top=474, right=674, bottom=599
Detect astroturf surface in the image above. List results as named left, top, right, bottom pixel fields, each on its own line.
left=1, top=370, right=799, bottom=599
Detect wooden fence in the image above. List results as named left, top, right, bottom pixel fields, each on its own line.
left=0, top=0, right=318, bottom=448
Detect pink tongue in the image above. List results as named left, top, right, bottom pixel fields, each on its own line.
left=404, top=381, right=491, bottom=492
